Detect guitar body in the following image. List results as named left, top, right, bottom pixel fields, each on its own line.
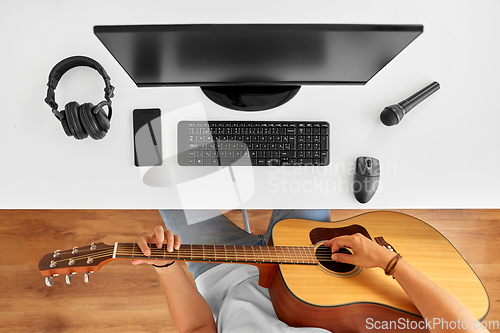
left=267, top=211, right=489, bottom=332
left=38, top=211, right=489, bottom=332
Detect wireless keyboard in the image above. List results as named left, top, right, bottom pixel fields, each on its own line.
left=177, top=121, right=329, bottom=166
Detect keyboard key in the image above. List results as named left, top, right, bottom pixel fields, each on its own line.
left=320, top=151, right=329, bottom=165
left=268, top=159, right=280, bottom=166
left=321, top=136, right=329, bottom=150
left=280, top=151, right=296, bottom=158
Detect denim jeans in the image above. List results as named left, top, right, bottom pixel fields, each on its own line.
left=158, top=209, right=330, bottom=279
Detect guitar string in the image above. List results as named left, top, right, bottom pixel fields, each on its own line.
left=49, top=244, right=340, bottom=265
left=115, top=251, right=334, bottom=260
left=115, top=248, right=324, bottom=262
left=53, top=243, right=339, bottom=255
left=49, top=248, right=339, bottom=266
left=113, top=252, right=336, bottom=262
left=51, top=245, right=337, bottom=258
left=117, top=245, right=334, bottom=262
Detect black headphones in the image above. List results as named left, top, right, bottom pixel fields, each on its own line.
left=44, top=56, right=115, bottom=140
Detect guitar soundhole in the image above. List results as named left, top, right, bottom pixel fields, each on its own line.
left=316, top=245, right=356, bottom=273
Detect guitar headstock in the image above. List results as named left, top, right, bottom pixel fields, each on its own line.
left=38, top=242, right=114, bottom=287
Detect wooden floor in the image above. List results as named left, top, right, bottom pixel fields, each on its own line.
left=0, top=209, right=499, bottom=333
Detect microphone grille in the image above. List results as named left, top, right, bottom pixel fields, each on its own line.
left=380, top=107, right=400, bottom=126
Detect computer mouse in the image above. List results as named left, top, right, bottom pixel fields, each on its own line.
left=353, top=156, right=380, bottom=204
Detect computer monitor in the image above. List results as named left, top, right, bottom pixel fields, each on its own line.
left=94, top=24, right=423, bottom=111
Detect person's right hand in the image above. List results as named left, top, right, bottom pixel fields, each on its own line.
left=131, top=225, right=181, bottom=266
left=323, top=233, right=396, bottom=269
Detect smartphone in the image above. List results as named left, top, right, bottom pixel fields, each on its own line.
left=133, top=108, right=162, bottom=167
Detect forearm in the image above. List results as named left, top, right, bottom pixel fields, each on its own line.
left=392, top=259, right=488, bottom=333
left=155, top=263, right=216, bottom=333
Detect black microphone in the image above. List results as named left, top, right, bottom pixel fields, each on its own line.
left=380, top=81, right=440, bottom=126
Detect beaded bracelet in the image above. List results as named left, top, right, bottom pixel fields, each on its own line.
left=152, top=261, right=175, bottom=268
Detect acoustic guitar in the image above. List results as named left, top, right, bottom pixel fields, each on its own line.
left=38, top=211, right=489, bottom=332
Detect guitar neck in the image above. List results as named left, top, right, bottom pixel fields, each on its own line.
left=113, top=243, right=319, bottom=265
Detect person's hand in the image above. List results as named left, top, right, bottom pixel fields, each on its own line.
left=131, top=225, right=181, bottom=266
left=323, top=233, right=396, bottom=269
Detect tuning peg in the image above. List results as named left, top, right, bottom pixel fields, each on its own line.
left=65, top=272, right=77, bottom=285
left=45, top=276, right=54, bottom=287
left=83, top=271, right=93, bottom=283
left=45, top=274, right=58, bottom=287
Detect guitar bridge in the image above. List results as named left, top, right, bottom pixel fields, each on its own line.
left=375, top=237, right=397, bottom=253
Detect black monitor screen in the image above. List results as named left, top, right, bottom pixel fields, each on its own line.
left=94, top=24, right=423, bottom=87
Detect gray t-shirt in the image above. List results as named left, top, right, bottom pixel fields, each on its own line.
left=195, top=264, right=331, bottom=333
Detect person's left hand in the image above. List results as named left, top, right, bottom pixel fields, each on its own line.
left=131, top=225, right=181, bottom=266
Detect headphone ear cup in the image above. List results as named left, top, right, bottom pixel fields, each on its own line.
left=58, top=110, right=73, bottom=137
left=94, top=107, right=111, bottom=133
left=65, top=101, right=88, bottom=140
left=80, top=103, right=106, bottom=140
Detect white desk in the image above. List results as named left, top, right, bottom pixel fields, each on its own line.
left=1, top=0, right=499, bottom=209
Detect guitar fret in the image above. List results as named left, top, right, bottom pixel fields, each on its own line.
left=305, top=247, right=311, bottom=263
left=309, top=248, right=316, bottom=264
left=294, top=247, right=299, bottom=264
left=280, top=247, right=286, bottom=263
left=306, top=247, right=311, bottom=263
left=298, top=247, right=305, bottom=263
left=250, top=246, right=257, bottom=263
left=297, top=247, right=303, bottom=263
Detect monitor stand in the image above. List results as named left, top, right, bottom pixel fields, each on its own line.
left=201, top=85, right=301, bottom=112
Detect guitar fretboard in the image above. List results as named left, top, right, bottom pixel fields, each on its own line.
left=114, top=243, right=318, bottom=265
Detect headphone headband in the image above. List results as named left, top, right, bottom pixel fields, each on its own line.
left=44, top=56, right=115, bottom=118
